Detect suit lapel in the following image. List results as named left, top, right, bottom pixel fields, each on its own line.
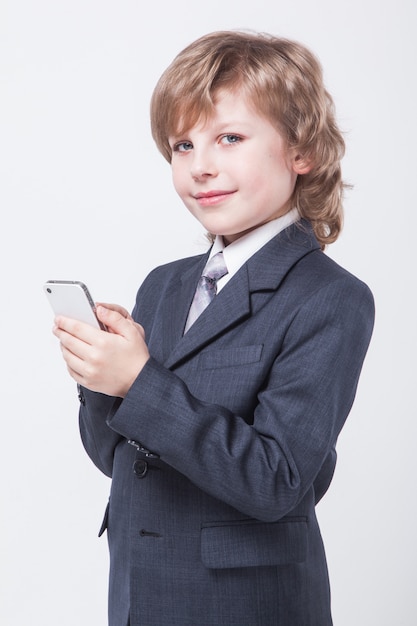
left=152, top=253, right=208, bottom=362
left=163, top=221, right=320, bottom=369
left=164, top=267, right=252, bottom=368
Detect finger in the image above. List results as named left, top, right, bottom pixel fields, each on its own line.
left=96, top=306, right=138, bottom=337
left=63, top=350, right=85, bottom=381
left=54, top=315, right=102, bottom=344
left=136, top=323, right=146, bottom=340
left=96, top=302, right=133, bottom=320
left=57, top=327, right=101, bottom=363
left=60, top=337, right=107, bottom=387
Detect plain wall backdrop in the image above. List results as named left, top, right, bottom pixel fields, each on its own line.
left=1, top=0, right=415, bottom=624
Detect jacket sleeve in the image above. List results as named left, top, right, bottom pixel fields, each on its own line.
left=106, top=275, right=375, bottom=522
left=76, top=263, right=182, bottom=478
left=78, top=386, right=123, bottom=477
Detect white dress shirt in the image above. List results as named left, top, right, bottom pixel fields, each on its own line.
left=207, top=208, right=300, bottom=293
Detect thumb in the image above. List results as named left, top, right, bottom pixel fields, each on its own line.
left=96, top=305, right=134, bottom=337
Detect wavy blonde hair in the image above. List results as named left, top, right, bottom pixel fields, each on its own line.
left=151, top=31, right=347, bottom=248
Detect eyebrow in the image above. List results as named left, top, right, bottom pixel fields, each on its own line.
left=169, top=120, right=252, bottom=140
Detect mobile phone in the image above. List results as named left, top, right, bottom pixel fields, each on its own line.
left=43, top=280, right=106, bottom=330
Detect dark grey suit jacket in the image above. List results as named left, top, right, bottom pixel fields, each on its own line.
left=79, top=221, right=374, bottom=626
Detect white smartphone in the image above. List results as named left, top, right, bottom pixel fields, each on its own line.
left=43, top=280, right=106, bottom=330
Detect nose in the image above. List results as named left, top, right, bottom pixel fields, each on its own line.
left=190, top=148, right=218, bottom=181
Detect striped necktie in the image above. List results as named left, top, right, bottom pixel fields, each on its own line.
left=184, top=251, right=228, bottom=333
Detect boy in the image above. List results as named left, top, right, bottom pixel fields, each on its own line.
left=54, top=31, right=374, bottom=626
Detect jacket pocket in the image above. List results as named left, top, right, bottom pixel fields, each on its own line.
left=201, top=517, right=307, bottom=569
left=199, top=345, right=263, bottom=370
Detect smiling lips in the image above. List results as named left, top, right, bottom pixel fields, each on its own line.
left=193, top=190, right=236, bottom=206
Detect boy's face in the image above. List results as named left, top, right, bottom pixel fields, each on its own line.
left=169, top=89, right=301, bottom=244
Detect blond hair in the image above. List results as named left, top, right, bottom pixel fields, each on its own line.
left=151, top=31, right=347, bottom=248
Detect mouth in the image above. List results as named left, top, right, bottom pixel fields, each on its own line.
left=193, top=190, right=236, bottom=206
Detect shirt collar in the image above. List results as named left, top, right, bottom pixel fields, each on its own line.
left=209, top=208, right=300, bottom=279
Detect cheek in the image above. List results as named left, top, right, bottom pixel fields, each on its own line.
left=171, top=166, right=185, bottom=196
left=260, top=159, right=297, bottom=195
left=241, top=170, right=273, bottom=199
left=171, top=169, right=196, bottom=213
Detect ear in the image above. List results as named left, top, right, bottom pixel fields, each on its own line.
left=292, top=154, right=312, bottom=175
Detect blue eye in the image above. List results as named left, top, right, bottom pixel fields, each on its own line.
left=221, top=134, right=242, bottom=145
left=173, top=141, right=193, bottom=152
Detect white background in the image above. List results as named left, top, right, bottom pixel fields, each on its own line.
left=1, top=1, right=415, bottom=624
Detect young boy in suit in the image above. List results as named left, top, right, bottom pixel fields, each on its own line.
left=53, top=30, right=375, bottom=626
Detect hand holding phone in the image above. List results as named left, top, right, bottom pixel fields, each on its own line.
left=46, top=281, right=150, bottom=396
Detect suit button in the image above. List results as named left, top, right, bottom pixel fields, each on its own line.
left=133, top=459, right=148, bottom=478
